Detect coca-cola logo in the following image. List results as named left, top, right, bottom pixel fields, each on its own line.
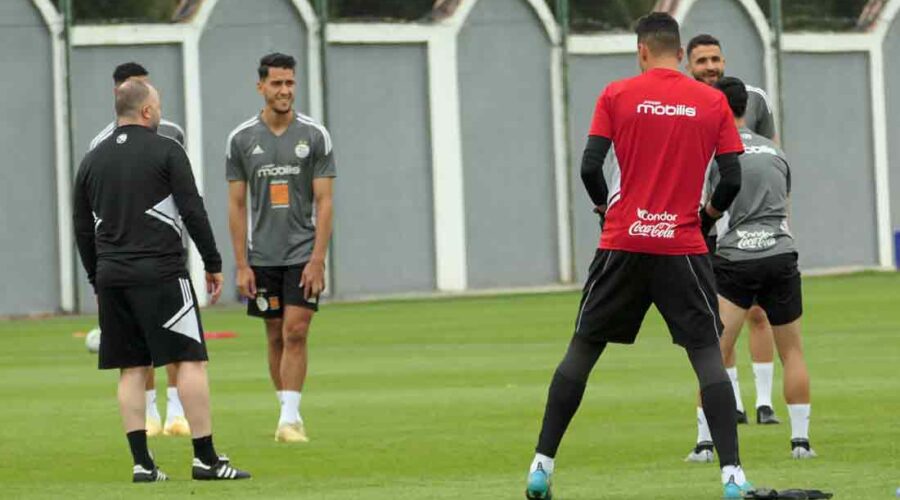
left=736, top=229, right=776, bottom=250
left=628, top=208, right=678, bottom=239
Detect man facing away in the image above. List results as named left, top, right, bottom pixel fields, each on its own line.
left=74, top=79, right=250, bottom=482
left=686, top=34, right=781, bottom=426
left=88, top=61, right=190, bottom=438
left=227, top=53, right=336, bottom=443
left=524, top=12, right=752, bottom=500
left=695, top=77, right=815, bottom=462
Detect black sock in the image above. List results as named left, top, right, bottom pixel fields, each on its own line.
left=701, top=380, right=741, bottom=468
left=192, top=435, right=219, bottom=465
left=535, top=369, right=588, bottom=457
left=126, top=430, right=154, bottom=469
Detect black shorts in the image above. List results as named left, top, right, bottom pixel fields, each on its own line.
left=713, top=252, right=802, bottom=326
left=247, top=264, right=320, bottom=318
left=575, top=249, right=723, bottom=349
left=97, top=277, right=208, bottom=369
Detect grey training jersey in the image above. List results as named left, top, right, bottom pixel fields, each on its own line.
left=710, top=127, right=795, bottom=261
left=226, top=113, right=336, bottom=267
left=743, top=85, right=775, bottom=140
left=89, top=118, right=185, bottom=150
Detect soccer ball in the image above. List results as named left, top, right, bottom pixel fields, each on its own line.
left=85, top=327, right=101, bottom=353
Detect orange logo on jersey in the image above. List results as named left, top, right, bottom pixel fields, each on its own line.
left=270, top=181, right=289, bottom=208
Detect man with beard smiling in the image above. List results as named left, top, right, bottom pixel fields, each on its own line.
left=226, top=53, right=336, bottom=443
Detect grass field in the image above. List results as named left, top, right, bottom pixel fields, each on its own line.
left=0, top=272, right=898, bottom=499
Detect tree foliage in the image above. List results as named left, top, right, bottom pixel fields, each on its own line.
left=53, top=0, right=180, bottom=24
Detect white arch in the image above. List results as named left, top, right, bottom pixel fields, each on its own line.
left=875, top=0, right=900, bottom=40
left=441, top=0, right=560, bottom=44
left=437, top=0, right=571, bottom=282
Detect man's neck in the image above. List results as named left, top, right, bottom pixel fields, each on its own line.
left=261, top=107, right=293, bottom=132
left=644, top=58, right=681, bottom=73
left=116, top=118, right=147, bottom=128
left=735, top=117, right=747, bottom=129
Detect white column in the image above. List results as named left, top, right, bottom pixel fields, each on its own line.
left=551, top=46, right=573, bottom=283
left=427, top=31, right=468, bottom=291
left=869, top=44, right=894, bottom=268
left=51, top=17, right=76, bottom=312
left=182, top=30, right=210, bottom=305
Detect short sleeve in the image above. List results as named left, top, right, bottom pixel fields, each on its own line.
left=313, top=128, right=336, bottom=178
left=588, top=87, right=614, bottom=138
left=226, top=135, right=246, bottom=181
left=716, top=95, right=744, bottom=155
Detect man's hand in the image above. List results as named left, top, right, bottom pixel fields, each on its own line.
left=700, top=203, right=721, bottom=236
left=593, top=204, right=607, bottom=228
left=300, top=258, right=326, bottom=301
left=236, top=266, right=256, bottom=300
left=206, top=272, right=225, bottom=305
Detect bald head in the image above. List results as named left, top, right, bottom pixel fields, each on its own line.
left=115, top=79, right=161, bottom=130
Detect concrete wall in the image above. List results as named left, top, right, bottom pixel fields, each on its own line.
left=885, top=13, right=900, bottom=264
left=0, top=0, right=58, bottom=315
left=567, top=54, right=638, bottom=279
left=457, top=0, right=559, bottom=288
left=70, top=44, right=185, bottom=312
left=199, top=0, right=309, bottom=301
left=680, top=0, right=766, bottom=89
left=326, top=44, right=436, bottom=296
left=782, top=53, right=879, bottom=268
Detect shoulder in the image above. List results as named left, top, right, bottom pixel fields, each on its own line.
left=226, top=115, right=262, bottom=154
left=745, top=85, right=773, bottom=113
left=295, top=113, right=333, bottom=154
left=89, top=121, right=117, bottom=151
left=158, top=119, right=185, bottom=142
left=744, top=131, right=785, bottom=158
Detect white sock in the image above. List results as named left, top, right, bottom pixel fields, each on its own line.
left=276, top=390, right=284, bottom=405
left=278, top=391, right=302, bottom=426
left=752, top=362, right=774, bottom=409
left=788, top=404, right=811, bottom=440
left=721, top=465, right=747, bottom=485
left=165, top=386, right=185, bottom=421
left=726, top=367, right=745, bottom=412
left=529, top=453, right=554, bottom=475
left=145, top=390, right=161, bottom=421
left=696, top=407, right=712, bottom=443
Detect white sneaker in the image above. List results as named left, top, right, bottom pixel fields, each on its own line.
left=685, top=441, right=715, bottom=463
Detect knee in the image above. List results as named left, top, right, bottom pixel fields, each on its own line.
left=283, top=321, right=310, bottom=349
left=747, top=307, right=769, bottom=328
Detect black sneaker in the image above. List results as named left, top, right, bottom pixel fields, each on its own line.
left=133, top=464, right=168, bottom=482
left=736, top=410, right=748, bottom=424
left=684, top=441, right=715, bottom=463
left=192, top=458, right=251, bottom=480
left=756, top=405, right=781, bottom=425
left=791, top=438, right=817, bottom=459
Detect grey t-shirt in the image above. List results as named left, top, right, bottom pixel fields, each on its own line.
left=90, top=118, right=184, bottom=150
left=226, top=113, right=336, bottom=267
left=710, top=127, right=795, bottom=261
left=743, top=85, right=776, bottom=140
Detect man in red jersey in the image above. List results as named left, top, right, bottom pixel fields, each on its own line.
left=525, top=13, right=752, bottom=500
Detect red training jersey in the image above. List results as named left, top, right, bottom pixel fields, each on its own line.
left=589, top=67, right=743, bottom=255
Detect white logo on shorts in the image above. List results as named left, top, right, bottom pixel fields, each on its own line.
left=628, top=208, right=677, bottom=239
left=256, top=295, right=269, bottom=312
